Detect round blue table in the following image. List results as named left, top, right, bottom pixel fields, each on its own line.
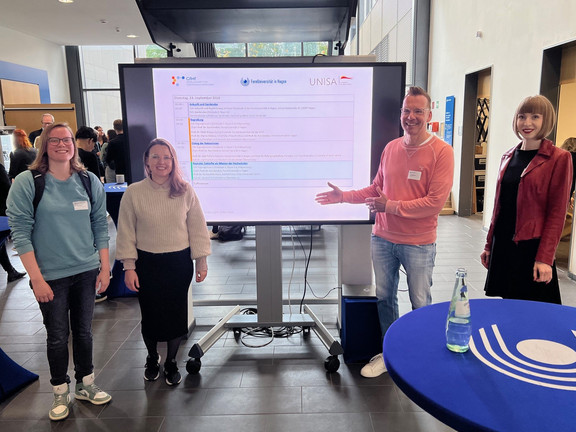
left=383, top=299, right=576, bottom=432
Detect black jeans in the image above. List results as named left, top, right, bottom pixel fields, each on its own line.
left=38, top=268, right=99, bottom=385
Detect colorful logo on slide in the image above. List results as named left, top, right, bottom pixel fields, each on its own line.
left=240, top=78, right=250, bottom=87
left=171, top=76, right=184, bottom=86
left=309, top=75, right=353, bottom=86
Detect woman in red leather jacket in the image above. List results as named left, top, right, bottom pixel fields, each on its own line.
left=481, top=95, right=572, bottom=303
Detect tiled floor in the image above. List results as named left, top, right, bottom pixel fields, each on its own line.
left=1, top=215, right=575, bottom=431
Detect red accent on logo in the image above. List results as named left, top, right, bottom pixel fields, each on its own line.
left=340, top=76, right=353, bottom=80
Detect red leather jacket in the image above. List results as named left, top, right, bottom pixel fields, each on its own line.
left=484, top=139, right=573, bottom=265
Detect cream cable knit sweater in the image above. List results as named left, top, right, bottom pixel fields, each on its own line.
left=116, top=177, right=211, bottom=270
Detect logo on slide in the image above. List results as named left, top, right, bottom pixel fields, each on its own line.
left=172, top=76, right=184, bottom=86
left=470, top=324, right=576, bottom=391
left=309, top=76, right=353, bottom=86
left=240, top=78, right=250, bottom=87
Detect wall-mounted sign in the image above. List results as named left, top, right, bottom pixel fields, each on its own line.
left=444, top=95, right=455, bottom=146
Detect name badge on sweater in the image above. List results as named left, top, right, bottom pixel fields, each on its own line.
left=408, top=170, right=422, bottom=181
left=73, top=201, right=89, bottom=211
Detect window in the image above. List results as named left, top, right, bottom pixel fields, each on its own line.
left=79, top=45, right=165, bottom=128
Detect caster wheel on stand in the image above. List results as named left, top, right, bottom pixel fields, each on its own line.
left=186, top=358, right=202, bottom=374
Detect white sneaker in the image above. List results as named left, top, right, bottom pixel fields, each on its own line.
left=49, top=383, right=70, bottom=421
left=75, top=372, right=112, bottom=405
left=360, top=353, right=387, bottom=378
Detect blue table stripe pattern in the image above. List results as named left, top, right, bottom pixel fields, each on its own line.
left=383, top=299, right=576, bottom=432
left=470, top=324, right=576, bottom=391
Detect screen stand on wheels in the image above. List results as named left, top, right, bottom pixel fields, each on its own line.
left=187, top=225, right=343, bottom=374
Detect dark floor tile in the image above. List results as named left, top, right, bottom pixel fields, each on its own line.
left=98, top=388, right=208, bottom=418
left=265, top=412, right=374, bottom=432
left=302, top=385, right=403, bottom=413
left=201, top=387, right=301, bottom=415
left=160, top=414, right=268, bottom=432
left=240, top=364, right=332, bottom=387
left=181, top=365, right=244, bottom=388
left=370, top=411, right=456, bottom=432
left=58, top=416, right=164, bottom=432
left=0, top=419, right=58, bottom=432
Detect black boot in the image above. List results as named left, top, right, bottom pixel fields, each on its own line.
left=7, top=269, right=26, bottom=283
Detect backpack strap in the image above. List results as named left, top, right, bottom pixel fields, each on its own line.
left=31, top=170, right=44, bottom=217
left=78, top=171, right=93, bottom=204
left=31, top=169, right=93, bottom=216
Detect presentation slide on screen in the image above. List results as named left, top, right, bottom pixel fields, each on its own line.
left=152, top=67, right=374, bottom=223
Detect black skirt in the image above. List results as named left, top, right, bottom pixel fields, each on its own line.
left=484, top=236, right=561, bottom=304
left=136, top=248, right=194, bottom=341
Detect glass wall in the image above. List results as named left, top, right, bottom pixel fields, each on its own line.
left=79, top=42, right=328, bottom=128
left=215, top=42, right=329, bottom=58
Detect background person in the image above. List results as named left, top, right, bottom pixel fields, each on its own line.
left=315, top=87, right=454, bottom=378
left=560, top=137, right=576, bottom=198
left=6, top=123, right=111, bottom=421
left=481, top=96, right=572, bottom=304
left=28, top=113, right=54, bottom=146
left=0, top=163, right=26, bottom=283
left=116, top=138, right=210, bottom=386
left=104, top=119, right=125, bottom=183
left=9, top=129, right=37, bottom=181
left=75, top=126, right=103, bottom=179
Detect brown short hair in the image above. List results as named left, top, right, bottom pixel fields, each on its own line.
left=405, top=86, right=431, bottom=109
left=513, top=95, right=556, bottom=140
left=113, top=119, right=123, bottom=132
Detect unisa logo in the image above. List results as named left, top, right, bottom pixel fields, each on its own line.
left=240, top=78, right=250, bottom=87
left=171, top=76, right=185, bottom=86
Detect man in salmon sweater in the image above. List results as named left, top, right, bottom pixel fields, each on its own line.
left=316, top=86, right=454, bottom=377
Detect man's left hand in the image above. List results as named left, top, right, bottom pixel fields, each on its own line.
left=365, top=187, right=388, bottom=213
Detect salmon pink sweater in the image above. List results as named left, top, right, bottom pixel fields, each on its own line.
left=342, top=135, right=454, bottom=245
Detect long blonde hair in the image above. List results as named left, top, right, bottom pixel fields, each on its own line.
left=143, top=138, right=188, bottom=198
left=29, top=123, right=85, bottom=174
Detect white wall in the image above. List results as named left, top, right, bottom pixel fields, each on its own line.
left=427, top=0, right=576, bottom=229
left=0, top=26, right=70, bottom=103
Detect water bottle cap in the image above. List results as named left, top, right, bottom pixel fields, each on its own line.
left=456, top=268, right=467, bottom=276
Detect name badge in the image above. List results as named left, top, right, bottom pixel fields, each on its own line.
left=408, top=170, right=422, bottom=181
left=73, top=201, right=89, bottom=211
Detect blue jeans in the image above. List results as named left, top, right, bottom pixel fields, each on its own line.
left=371, top=236, right=436, bottom=338
left=38, top=268, right=99, bottom=386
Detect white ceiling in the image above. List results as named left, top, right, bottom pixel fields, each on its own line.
left=0, top=0, right=153, bottom=46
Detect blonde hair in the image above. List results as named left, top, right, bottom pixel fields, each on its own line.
left=143, top=138, right=188, bottom=198
left=512, top=95, right=556, bottom=141
left=29, top=123, right=85, bottom=174
left=561, top=137, right=576, bottom=153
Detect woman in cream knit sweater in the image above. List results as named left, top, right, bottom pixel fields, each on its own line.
left=116, top=138, right=210, bottom=386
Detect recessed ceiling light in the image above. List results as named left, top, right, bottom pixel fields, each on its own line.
left=126, top=34, right=139, bottom=38
left=58, top=0, right=74, bottom=3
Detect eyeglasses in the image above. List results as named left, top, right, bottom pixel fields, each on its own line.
left=149, top=154, right=173, bottom=161
left=47, top=137, right=74, bottom=145
left=400, top=108, right=430, bottom=116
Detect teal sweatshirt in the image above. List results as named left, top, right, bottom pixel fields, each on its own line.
left=6, top=170, right=109, bottom=281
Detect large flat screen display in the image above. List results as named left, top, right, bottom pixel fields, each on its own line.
left=119, top=61, right=405, bottom=225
